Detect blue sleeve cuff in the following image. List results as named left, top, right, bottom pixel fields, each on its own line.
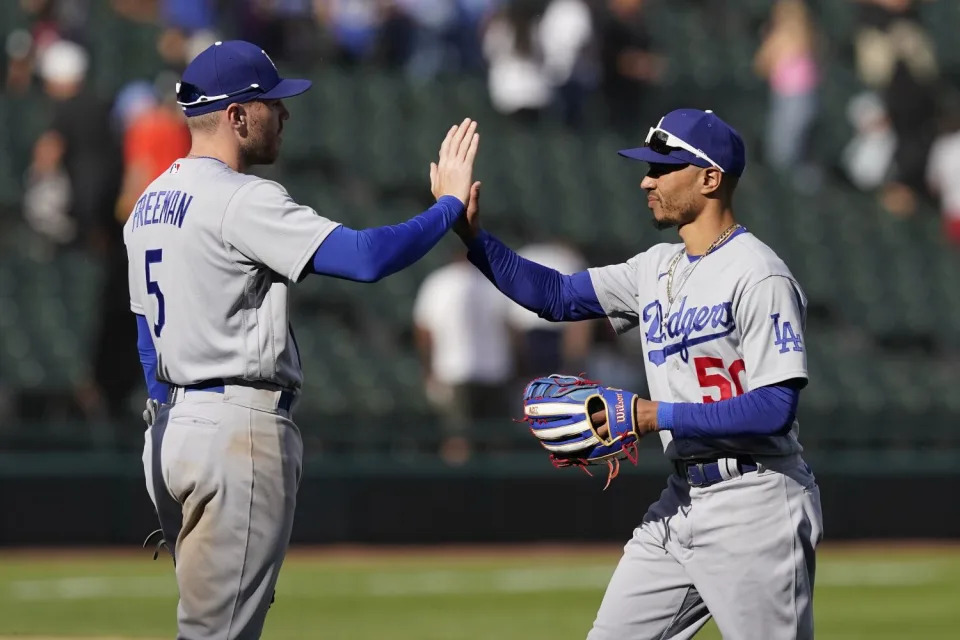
left=657, top=402, right=675, bottom=432
left=437, top=194, right=466, bottom=216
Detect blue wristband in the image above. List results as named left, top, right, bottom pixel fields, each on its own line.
left=657, top=402, right=675, bottom=432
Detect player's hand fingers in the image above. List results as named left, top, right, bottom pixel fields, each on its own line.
left=438, top=125, right=457, bottom=162
left=590, top=408, right=607, bottom=428
left=430, top=162, right=438, bottom=189
left=466, top=181, right=481, bottom=217
left=456, top=121, right=477, bottom=160
left=447, top=118, right=472, bottom=160
left=463, top=131, right=480, bottom=166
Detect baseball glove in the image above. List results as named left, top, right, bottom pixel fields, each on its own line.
left=521, top=374, right=641, bottom=489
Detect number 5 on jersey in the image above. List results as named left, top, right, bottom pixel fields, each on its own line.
left=145, top=249, right=165, bottom=337
left=695, top=357, right=745, bottom=402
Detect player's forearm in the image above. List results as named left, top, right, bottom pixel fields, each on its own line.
left=656, top=382, right=801, bottom=439
left=136, top=314, right=170, bottom=403
left=309, top=196, right=464, bottom=282
left=466, top=230, right=605, bottom=321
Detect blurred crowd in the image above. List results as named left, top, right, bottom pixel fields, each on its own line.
left=1, top=0, right=958, bottom=451
left=5, top=0, right=959, bottom=235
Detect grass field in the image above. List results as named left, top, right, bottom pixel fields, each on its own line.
left=0, top=544, right=958, bottom=639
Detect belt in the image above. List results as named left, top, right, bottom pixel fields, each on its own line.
left=179, top=379, right=295, bottom=413
left=675, top=455, right=758, bottom=488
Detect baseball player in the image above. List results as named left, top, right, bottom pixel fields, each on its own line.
left=458, top=109, right=823, bottom=639
left=125, top=40, right=479, bottom=639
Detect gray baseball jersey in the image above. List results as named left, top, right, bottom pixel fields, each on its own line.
left=124, top=157, right=339, bottom=389
left=584, top=229, right=821, bottom=640
left=129, top=156, right=339, bottom=639
left=588, top=230, right=808, bottom=460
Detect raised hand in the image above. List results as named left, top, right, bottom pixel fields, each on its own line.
left=430, top=118, right=479, bottom=206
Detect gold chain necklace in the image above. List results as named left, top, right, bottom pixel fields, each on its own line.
left=664, top=223, right=742, bottom=315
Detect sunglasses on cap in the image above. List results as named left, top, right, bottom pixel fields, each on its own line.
left=645, top=127, right=724, bottom=171
left=175, top=81, right=262, bottom=108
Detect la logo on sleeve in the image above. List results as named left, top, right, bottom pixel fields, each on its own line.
left=771, top=313, right=803, bottom=353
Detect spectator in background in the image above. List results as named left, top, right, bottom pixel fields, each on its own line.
left=754, top=0, right=820, bottom=176
left=842, top=91, right=897, bottom=191
left=851, top=0, right=940, bottom=217
left=7, top=0, right=90, bottom=96
left=156, top=0, right=219, bottom=70
left=396, top=0, right=460, bottom=80
left=507, top=240, right=592, bottom=379
left=315, top=0, right=385, bottom=66
left=595, top=0, right=664, bottom=130
left=926, top=109, right=960, bottom=245
left=22, top=0, right=91, bottom=48
left=112, top=75, right=191, bottom=223
left=455, top=0, right=499, bottom=73
left=26, top=39, right=134, bottom=420
left=852, top=0, right=937, bottom=91
left=881, top=58, right=939, bottom=217
left=414, top=254, right=513, bottom=465
left=161, top=0, right=217, bottom=36
left=5, top=30, right=37, bottom=95
left=539, top=0, right=597, bottom=128
left=26, top=40, right=122, bottom=251
left=237, top=0, right=323, bottom=67
left=482, top=0, right=552, bottom=124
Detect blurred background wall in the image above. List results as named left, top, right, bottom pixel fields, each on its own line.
left=1, top=0, right=959, bottom=544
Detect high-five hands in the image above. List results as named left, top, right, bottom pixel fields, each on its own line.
left=430, top=118, right=480, bottom=206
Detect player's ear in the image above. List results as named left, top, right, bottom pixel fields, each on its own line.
left=700, top=167, right=723, bottom=196
left=225, top=103, right=247, bottom=134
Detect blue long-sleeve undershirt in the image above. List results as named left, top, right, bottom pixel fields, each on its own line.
left=657, top=381, right=802, bottom=439
left=136, top=314, right=170, bottom=403
left=465, top=230, right=605, bottom=321
left=308, top=195, right=464, bottom=282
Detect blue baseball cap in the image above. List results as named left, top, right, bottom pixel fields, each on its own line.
left=618, top=109, right=746, bottom=176
left=176, top=40, right=312, bottom=117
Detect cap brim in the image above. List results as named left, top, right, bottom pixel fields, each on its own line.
left=618, top=147, right=709, bottom=168
left=260, top=78, right=312, bottom=100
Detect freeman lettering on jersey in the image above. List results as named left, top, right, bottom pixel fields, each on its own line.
left=130, top=190, right=194, bottom=231
left=642, top=296, right=736, bottom=366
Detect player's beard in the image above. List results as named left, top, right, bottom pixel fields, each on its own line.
left=239, top=119, right=281, bottom=166
left=649, top=191, right=698, bottom=231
